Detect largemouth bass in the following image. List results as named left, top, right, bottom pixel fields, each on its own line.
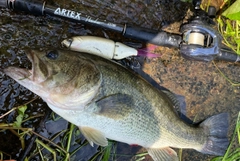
left=4, top=50, right=229, bottom=161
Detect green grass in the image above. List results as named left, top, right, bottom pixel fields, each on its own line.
left=218, top=0, right=240, bottom=54
left=217, top=17, right=240, bottom=55
left=200, top=0, right=240, bottom=55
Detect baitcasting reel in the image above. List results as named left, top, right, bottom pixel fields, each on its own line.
left=180, top=4, right=222, bottom=61
left=179, top=2, right=239, bottom=62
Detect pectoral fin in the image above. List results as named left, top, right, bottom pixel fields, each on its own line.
left=95, top=93, right=134, bottom=119
left=147, top=147, right=178, bottom=161
left=79, top=126, right=108, bottom=147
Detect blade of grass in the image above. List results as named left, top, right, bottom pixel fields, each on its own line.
left=212, top=61, right=240, bottom=86
left=0, top=97, right=38, bottom=119
left=102, top=141, right=112, bottom=161
left=178, top=148, right=183, bottom=161
left=69, top=141, right=88, bottom=156
left=66, top=123, right=75, bottom=152
left=35, top=138, right=57, bottom=161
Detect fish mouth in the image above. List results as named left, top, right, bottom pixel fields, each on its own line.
left=3, top=50, right=34, bottom=81
left=3, top=66, right=31, bottom=81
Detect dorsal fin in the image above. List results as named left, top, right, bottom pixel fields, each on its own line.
left=161, top=90, right=196, bottom=125
left=161, top=90, right=184, bottom=114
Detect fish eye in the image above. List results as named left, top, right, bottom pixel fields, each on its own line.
left=46, top=50, right=58, bottom=60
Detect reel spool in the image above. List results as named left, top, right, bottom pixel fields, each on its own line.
left=188, top=32, right=205, bottom=46
left=187, top=31, right=212, bottom=47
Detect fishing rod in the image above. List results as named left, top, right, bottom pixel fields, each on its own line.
left=0, top=0, right=239, bottom=62
left=0, top=0, right=181, bottom=48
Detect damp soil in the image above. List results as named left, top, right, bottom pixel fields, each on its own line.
left=0, top=0, right=239, bottom=161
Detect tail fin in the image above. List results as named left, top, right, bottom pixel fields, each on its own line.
left=199, top=113, right=229, bottom=156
